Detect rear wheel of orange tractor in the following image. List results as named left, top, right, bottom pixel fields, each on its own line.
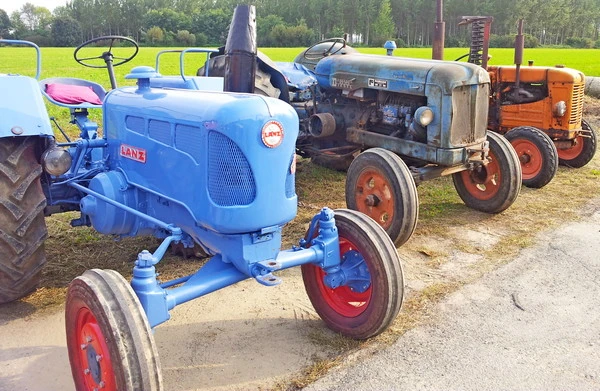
left=505, top=126, right=558, bottom=188
left=557, top=119, right=597, bottom=168
left=453, top=131, right=522, bottom=213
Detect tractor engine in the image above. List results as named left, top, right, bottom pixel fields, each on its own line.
left=305, top=89, right=428, bottom=143
left=293, top=53, right=491, bottom=166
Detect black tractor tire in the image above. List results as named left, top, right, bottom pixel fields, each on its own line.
left=505, top=126, right=558, bottom=188
left=557, top=119, right=597, bottom=168
left=453, top=131, right=522, bottom=213
left=0, top=137, right=48, bottom=304
left=346, top=148, right=419, bottom=246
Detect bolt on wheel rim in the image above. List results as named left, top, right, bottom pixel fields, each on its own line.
left=459, top=153, right=502, bottom=200
left=354, top=169, right=394, bottom=229
left=512, top=139, right=542, bottom=179
left=75, top=308, right=116, bottom=391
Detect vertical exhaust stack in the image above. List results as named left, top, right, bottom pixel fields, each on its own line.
left=513, top=19, right=525, bottom=90
left=223, top=4, right=257, bottom=93
left=432, top=0, right=445, bottom=60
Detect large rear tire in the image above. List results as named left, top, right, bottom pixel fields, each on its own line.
left=557, top=119, right=597, bottom=168
left=301, top=209, right=404, bottom=339
left=66, top=269, right=163, bottom=391
left=0, top=137, right=48, bottom=304
left=505, top=126, right=558, bottom=188
left=345, top=148, right=419, bottom=246
left=453, top=131, right=521, bottom=213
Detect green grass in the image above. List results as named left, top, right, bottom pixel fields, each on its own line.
left=2, top=46, right=600, bottom=91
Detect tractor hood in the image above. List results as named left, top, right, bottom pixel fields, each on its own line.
left=314, top=54, right=490, bottom=95
left=488, top=65, right=585, bottom=84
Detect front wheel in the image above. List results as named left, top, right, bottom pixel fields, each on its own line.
left=66, top=269, right=163, bottom=391
left=453, top=131, right=522, bottom=213
left=0, top=137, right=48, bottom=304
left=557, top=119, right=597, bottom=168
left=505, top=126, right=558, bottom=188
left=301, top=209, right=404, bottom=339
left=346, top=148, right=419, bottom=246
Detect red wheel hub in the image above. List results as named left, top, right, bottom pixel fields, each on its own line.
left=458, top=151, right=502, bottom=201
left=557, top=136, right=584, bottom=160
left=511, top=139, right=542, bottom=180
left=73, top=308, right=117, bottom=391
left=354, top=169, right=394, bottom=229
left=313, top=238, right=372, bottom=317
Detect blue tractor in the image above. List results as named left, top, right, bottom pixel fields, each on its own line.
left=190, top=12, right=522, bottom=247
left=0, top=6, right=404, bottom=390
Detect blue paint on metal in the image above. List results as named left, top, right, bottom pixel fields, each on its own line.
left=131, top=207, right=343, bottom=329
left=0, top=76, right=54, bottom=138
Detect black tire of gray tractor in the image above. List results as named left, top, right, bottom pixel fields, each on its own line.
left=557, top=119, right=597, bottom=168
left=346, top=148, right=419, bottom=247
left=505, top=126, right=558, bottom=188
left=453, top=131, right=522, bottom=213
left=0, top=137, right=48, bottom=304
left=301, top=209, right=404, bottom=339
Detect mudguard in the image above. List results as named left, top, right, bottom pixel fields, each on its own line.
left=0, top=75, right=54, bottom=138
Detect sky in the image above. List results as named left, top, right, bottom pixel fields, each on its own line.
left=1, top=0, right=68, bottom=15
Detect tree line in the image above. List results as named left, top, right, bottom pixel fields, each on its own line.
left=1, top=0, right=599, bottom=48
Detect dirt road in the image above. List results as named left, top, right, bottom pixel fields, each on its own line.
left=306, top=200, right=600, bottom=391
left=2, top=199, right=599, bottom=391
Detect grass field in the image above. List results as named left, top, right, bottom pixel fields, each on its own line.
left=1, top=45, right=600, bottom=91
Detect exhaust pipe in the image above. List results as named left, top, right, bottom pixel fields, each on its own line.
left=223, top=5, right=257, bottom=93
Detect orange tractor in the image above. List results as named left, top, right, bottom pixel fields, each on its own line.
left=458, top=17, right=596, bottom=188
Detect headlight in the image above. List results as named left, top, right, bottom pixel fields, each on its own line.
left=415, top=106, right=434, bottom=127
left=553, top=101, right=567, bottom=117
left=42, top=146, right=72, bottom=176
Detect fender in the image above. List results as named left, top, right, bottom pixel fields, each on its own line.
left=0, top=39, right=54, bottom=138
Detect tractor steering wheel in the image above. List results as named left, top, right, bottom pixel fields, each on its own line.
left=303, top=38, right=347, bottom=60
left=74, top=35, right=139, bottom=69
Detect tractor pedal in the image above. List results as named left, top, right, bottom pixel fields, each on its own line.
left=254, top=273, right=282, bottom=286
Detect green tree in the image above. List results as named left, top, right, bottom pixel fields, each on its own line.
left=144, top=9, right=191, bottom=34
left=145, top=25, right=164, bottom=45
left=51, top=16, right=82, bottom=46
left=372, top=0, right=395, bottom=46
left=190, top=8, right=231, bottom=45
left=0, top=9, right=11, bottom=37
left=176, top=29, right=196, bottom=45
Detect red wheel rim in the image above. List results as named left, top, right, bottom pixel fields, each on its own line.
left=73, top=307, right=117, bottom=391
left=511, top=139, right=542, bottom=180
left=557, top=136, right=584, bottom=160
left=458, top=150, right=502, bottom=201
left=354, top=169, right=394, bottom=229
left=313, top=237, right=372, bottom=317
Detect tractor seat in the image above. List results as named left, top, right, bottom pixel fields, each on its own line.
left=40, top=77, right=106, bottom=109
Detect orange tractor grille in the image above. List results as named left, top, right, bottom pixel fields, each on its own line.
left=570, top=83, right=584, bottom=125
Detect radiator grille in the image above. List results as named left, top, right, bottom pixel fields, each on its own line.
left=208, top=131, right=256, bottom=206
left=175, top=124, right=202, bottom=162
left=125, top=116, right=145, bottom=134
left=569, top=83, right=584, bottom=125
left=148, top=119, right=171, bottom=145
left=450, top=84, right=488, bottom=146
